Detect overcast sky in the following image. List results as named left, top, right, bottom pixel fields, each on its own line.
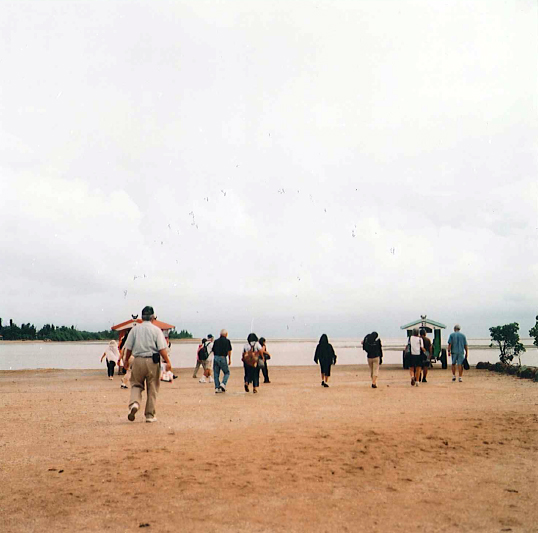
left=1, top=0, right=537, bottom=339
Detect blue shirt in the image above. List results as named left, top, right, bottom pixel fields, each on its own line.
left=448, top=332, right=467, bottom=356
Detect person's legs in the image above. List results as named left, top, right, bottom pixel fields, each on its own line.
left=368, top=358, right=374, bottom=382
left=220, top=358, right=230, bottom=387
left=252, top=366, right=260, bottom=390
left=261, top=362, right=270, bottom=383
left=144, top=359, right=161, bottom=420
left=193, top=360, right=201, bottom=378
left=107, top=360, right=114, bottom=378
left=129, top=358, right=145, bottom=409
left=213, top=358, right=221, bottom=389
left=422, top=363, right=429, bottom=381
left=414, top=365, right=421, bottom=385
left=243, top=362, right=248, bottom=385
left=458, top=364, right=464, bottom=377
left=371, top=357, right=379, bottom=386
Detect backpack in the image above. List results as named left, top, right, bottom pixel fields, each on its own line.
left=197, top=343, right=209, bottom=361
left=243, top=342, right=258, bottom=367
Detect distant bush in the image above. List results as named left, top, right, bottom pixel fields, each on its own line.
left=476, top=361, right=537, bottom=382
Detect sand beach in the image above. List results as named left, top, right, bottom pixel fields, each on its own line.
left=1, top=364, right=537, bottom=532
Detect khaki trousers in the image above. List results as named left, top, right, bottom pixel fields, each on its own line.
left=368, top=357, right=380, bottom=379
left=129, top=357, right=161, bottom=419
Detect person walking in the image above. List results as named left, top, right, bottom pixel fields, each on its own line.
left=362, top=332, right=383, bottom=388
left=212, top=329, right=232, bottom=393
left=447, top=324, right=468, bottom=382
left=259, top=337, right=271, bottom=384
left=242, top=333, right=263, bottom=393
left=420, top=329, right=432, bottom=383
left=193, top=334, right=214, bottom=383
left=314, top=334, right=337, bottom=388
left=100, top=340, right=120, bottom=380
left=123, top=306, right=172, bottom=423
left=407, top=328, right=424, bottom=387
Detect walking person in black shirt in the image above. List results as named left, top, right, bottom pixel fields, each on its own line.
left=212, top=329, right=232, bottom=393
left=314, top=334, right=336, bottom=387
left=362, top=332, right=383, bottom=388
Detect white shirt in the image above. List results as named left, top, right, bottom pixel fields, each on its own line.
left=410, top=336, right=424, bottom=356
left=243, top=341, right=262, bottom=354
left=124, top=321, right=167, bottom=358
left=104, top=345, right=120, bottom=362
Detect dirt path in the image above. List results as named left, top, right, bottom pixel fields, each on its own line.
left=1, top=365, right=537, bottom=532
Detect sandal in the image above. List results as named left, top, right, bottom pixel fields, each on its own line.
left=244, top=384, right=249, bottom=392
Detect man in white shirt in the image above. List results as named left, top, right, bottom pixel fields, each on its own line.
left=123, top=306, right=172, bottom=423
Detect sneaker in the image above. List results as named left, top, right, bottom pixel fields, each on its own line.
left=145, top=417, right=157, bottom=423
left=220, top=384, right=226, bottom=392
left=215, top=388, right=222, bottom=394
left=264, top=380, right=271, bottom=383
left=422, top=378, right=427, bottom=383
left=120, top=384, right=128, bottom=389
left=199, top=377, right=207, bottom=383
left=321, top=381, right=325, bottom=387
left=324, top=383, right=329, bottom=388
left=458, top=377, right=462, bottom=382
left=244, top=384, right=249, bottom=393
left=208, top=377, right=214, bottom=383
left=452, top=376, right=456, bottom=382
left=411, top=377, right=416, bottom=386
left=128, top=402, right=139, bottom=421
left=109, top=377, right=113, bottom=380
left=415, top=381, right=419, bottom=387
left=371, top=384, right=377, bottom=389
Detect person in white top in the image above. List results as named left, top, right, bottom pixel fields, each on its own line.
left=242, top=333, right=264, bottom=394
left=407, top=328, right=424, bottom=387
left=100, top=340, right=120, bottom=380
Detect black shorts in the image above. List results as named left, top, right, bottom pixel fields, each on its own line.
left=320, top=362, right=332, bottom=376
left=409, top=354, right=422, bottom=368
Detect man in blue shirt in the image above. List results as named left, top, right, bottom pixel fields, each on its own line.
left=447, top=324, right=468, bottom=382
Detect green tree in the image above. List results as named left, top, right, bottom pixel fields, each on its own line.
left=489, top=323, right=526, bottom=366
left=529, top=316, right=538, bottom=348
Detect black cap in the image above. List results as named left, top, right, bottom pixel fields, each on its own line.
left=141, top=306, right=155, bottom=319
left=207, top=334, right=214, bottom=339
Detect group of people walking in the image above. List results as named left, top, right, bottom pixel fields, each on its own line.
left=107, top=305, right=469, bottom=423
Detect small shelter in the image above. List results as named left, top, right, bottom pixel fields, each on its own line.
left=111, top=316, right=175, bottom=346
left=400, top=315, right=447, bottom=368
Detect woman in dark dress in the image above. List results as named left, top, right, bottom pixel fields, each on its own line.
left=314, top=334, right=336, bottom=387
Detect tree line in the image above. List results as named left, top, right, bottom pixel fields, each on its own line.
left=0, top=318, right=192, bottom=342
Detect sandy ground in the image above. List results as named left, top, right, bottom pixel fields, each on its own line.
left=1, top=364, right=537, bottom=533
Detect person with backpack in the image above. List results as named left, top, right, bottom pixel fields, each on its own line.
left=259, top=337, right=271, bottom=383
left=362, top=331, right=383, bottom=388
left=193, top=334, right=214, bottom=382
left=314, top=334, right=337, bottom=388
left=242, top=333, right=263, bottom=393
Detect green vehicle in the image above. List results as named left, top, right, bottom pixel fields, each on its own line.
left=401, top=315, right=448, bottom=369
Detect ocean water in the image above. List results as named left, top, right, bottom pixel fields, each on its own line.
left=1, top=338, right=537, bottom=371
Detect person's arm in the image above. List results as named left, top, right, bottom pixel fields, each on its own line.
left=100, top=352, right=106, bottom=362
left=123, top=349, right=133, bottom=367
left=159, top=348, right=172, bottom=372
left=227, top=350, right=232, bottom=365
left=464, top=343, right=469, bottom=359
left=379, top=340, right=383, bottom=359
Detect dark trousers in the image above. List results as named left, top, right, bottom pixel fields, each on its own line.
left=245, top=364, right=260, bottom=387
left=261, top=361, right=270, bottom=382
left=106, top=360, right=116, bottom=377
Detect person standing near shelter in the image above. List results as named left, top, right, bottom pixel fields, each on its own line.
left=123, top=306, right=171, bottom=423
left=314, top=334, right=337, bottom=388
left=408, top=328, right=424, bottom=387
left=213, top=329, right=232, bottom=393
left=420, top=329, right=432, bottom=383
left=447, top=324, right=468, bottom=382
left=363, top=332, right=383, bottom=388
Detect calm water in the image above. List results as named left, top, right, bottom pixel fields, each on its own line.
left=1, top=338, right=537, bottom=371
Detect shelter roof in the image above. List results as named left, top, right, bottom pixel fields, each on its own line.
left=111, top=318, right=175, bottom=331
left=400, top=316, right=446, bottom=330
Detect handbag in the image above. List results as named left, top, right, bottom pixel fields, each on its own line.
left=463, top=357, right=470, bottom=370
